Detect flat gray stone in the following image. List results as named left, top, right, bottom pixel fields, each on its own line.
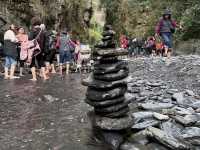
left=95, top=99, right=131, bottom=113
left=85, top=96, right=125, bottom=107
left=94, top=61, right=128, bottom=75
left=86, top=87, right=127, bottom=102
left=94, top=69, right=129, bottom=81
left=96, top=106, right=130, bottom=118
left=82, top=75, right=127, bottom=90
left=92, top=114, right=133, bottom=130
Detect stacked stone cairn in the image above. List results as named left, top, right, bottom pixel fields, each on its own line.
left=82, top=25, right=133, bottom=150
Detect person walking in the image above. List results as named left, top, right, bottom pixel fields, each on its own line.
left=56, top=29, right=75, bottom=75
left=3, top=24, right=19, bottom=79
left=16, top=27, right=28, bottom=76
left=155, top=9, right=181, bottom=58
left=45, top=30, right=57, bottom=74
left=29, top=17, right=49, bottom=81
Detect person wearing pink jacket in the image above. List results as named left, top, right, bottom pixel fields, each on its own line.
left=16, top=27, right=28, bottom=76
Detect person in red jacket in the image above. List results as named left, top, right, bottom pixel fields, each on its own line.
left=120, top=35, right=128, bottom=49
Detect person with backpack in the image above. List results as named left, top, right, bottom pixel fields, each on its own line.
left=45, top=30, right=57, bottom=74
left=56, top=28, right=75, bottom=75
left=28, top=17, right=49, bottom=81
left=3, top=24, right=19, bottom=79
left=155, top=9, right=181, bottom=58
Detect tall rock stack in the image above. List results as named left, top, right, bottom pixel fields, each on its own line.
left=83, top=25, right=133, bottom=149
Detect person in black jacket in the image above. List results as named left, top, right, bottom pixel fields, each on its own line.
left=3, top=24, right=19, bottom=79
left=29, top=17, right=49, bottom=81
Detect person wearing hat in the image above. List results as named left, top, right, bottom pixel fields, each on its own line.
left=155, top=9, right=181, bottom=58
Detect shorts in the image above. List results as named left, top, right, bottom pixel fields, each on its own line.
left=30, top=53, right=45, bottom=69
left=5, top=56, right=17, bottom=68
left=59, top=50, right=72, bottom=64
left=161, top=32, right=173, bottom=49
left=45, top=49, right=56, bottom=64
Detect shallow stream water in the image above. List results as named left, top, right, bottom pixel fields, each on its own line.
left=0, top=74, right=109, bottom=150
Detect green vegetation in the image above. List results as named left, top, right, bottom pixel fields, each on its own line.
left=1, top=0, right=200, bottom=50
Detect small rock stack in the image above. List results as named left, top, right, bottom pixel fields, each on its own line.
left=83, top=25, right=133, bottom=149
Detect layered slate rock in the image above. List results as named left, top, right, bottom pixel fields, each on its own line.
left=82, top=25, right=133, bottom=131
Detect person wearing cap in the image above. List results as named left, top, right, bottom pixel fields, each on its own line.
left=155, top=9, right=179, bottom=58
left=3, top=24, right=19, bottom=79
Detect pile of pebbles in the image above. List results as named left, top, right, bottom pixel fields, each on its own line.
left=83, top=25, right=133, bottom=150
left=122, top=77, right=200, bottom=150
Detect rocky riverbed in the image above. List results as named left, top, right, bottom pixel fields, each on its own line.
left=122, top=55, right=200, bottom=150
left=0, top=55, right=200, bottom=150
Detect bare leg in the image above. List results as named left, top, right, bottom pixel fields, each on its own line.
left=4, top=67, right=9, bottom=79
left=20, top=67, right=24, bottom=76
left=10, top=65, right=19, bottom=79
left=51, top=64, right=56, bottom=73
left=45, top=62, right=50, bottom=74
left=66, top=63, right=70, bottom=75
left=30, top=67, right=37, bottom=81
left=41, top=67, right=49, bottom=80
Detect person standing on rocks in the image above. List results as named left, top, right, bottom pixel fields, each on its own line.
left=155, top=9, right=180, bottom=58
left=3, top=24, right=19, bottom=79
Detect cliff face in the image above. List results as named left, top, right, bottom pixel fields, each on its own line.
left=0, top=0, right=92, bottom=41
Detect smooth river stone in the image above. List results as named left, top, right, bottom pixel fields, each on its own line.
left=94, top=69, right=129, bottom=82
left=95, top=99, right=131, bottom=113
left=86, top=86, right=127, bottom=102
left=94, top=48, right=128, bottom=57
left=85, top=96, right=125, bottom=108
left=82, top=75, right=127, bottom=90
left=98, top=107, right=130, bottom=118
left=94, top=60, right=128, bottom=75
left=92, top=114, right=133, bottom=130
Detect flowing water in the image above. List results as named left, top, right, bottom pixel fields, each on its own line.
left=0, top=74, right=109, bottom=150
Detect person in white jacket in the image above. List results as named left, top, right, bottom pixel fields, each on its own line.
left=3, top=24, right=19, bottom=79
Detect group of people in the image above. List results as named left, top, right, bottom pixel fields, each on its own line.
left=122, top=9, right=182, bottom=58
left=2, top=17, right=84, bottom=81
